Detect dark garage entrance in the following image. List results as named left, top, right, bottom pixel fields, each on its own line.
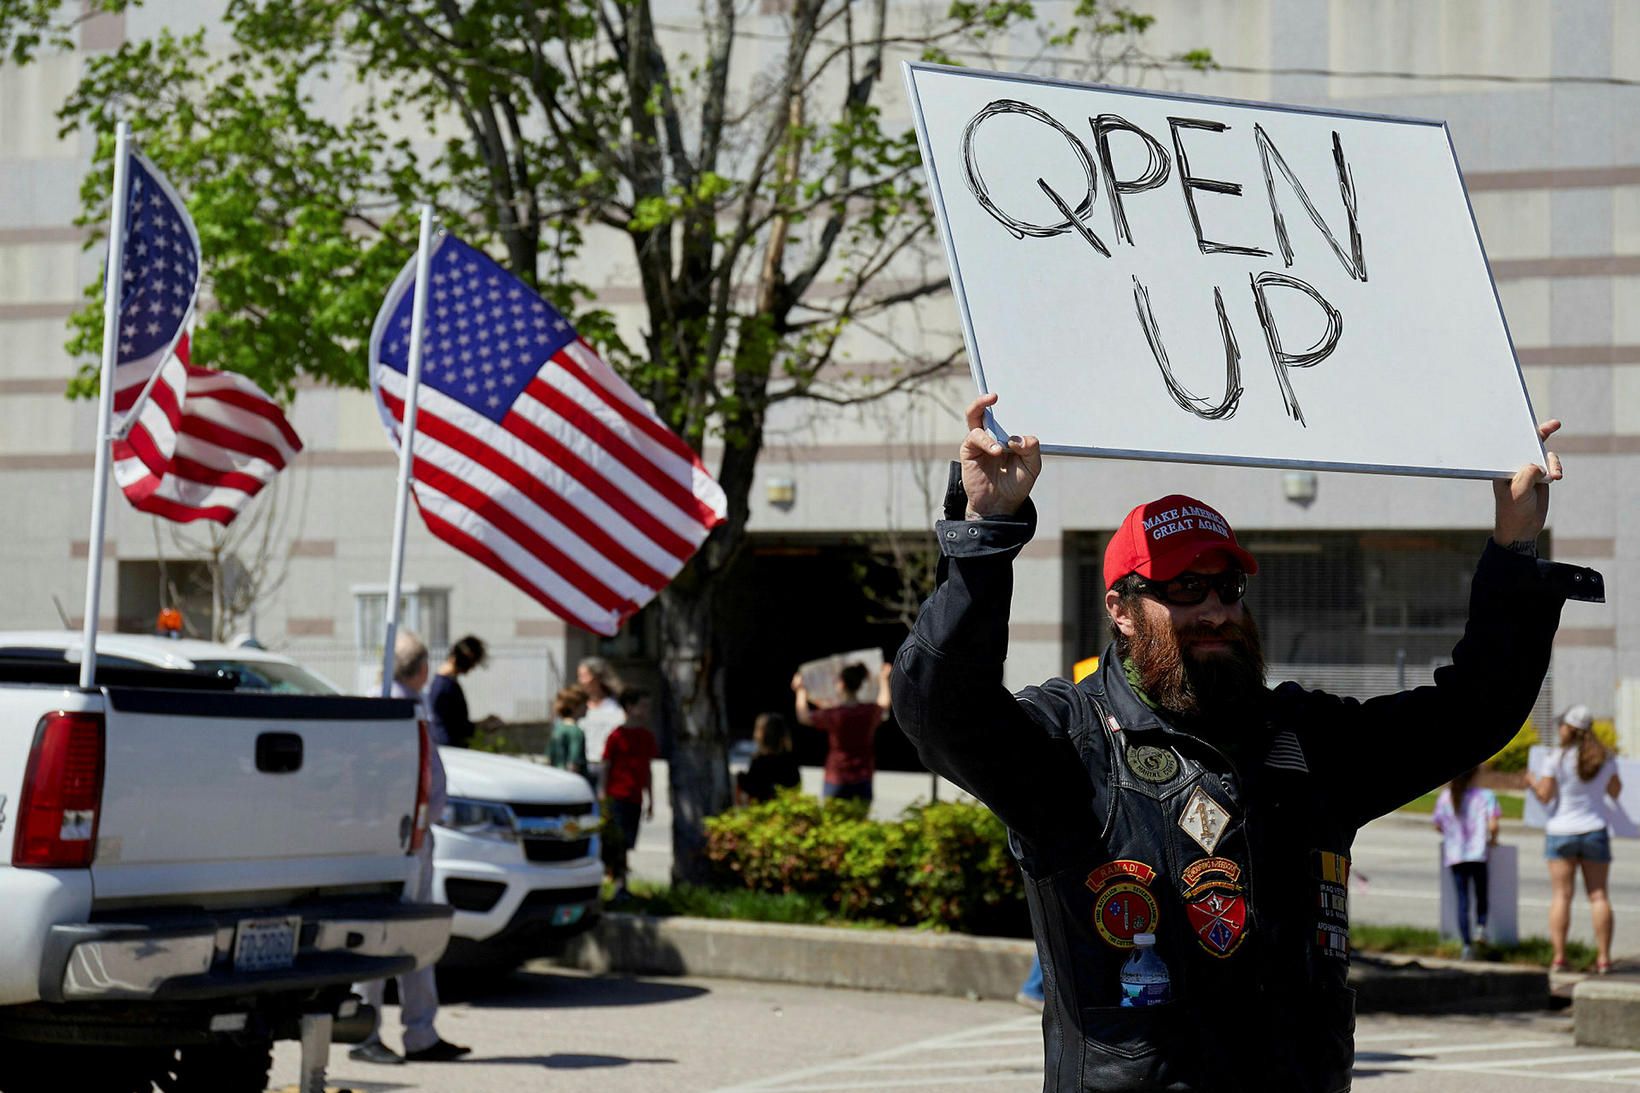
left=716, top=534, right=927, bottom=771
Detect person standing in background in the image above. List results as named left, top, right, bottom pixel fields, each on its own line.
left=548, top=685, right=591, bottom=782
left=352, top=631, right=470, bottom=1065
left=601, top=687, right=658, bottom=902
left=1527, top=704, right=1622, bottom=973
left=1432, top=765, right=1501, bottom=960
left=792, top=661, right=892, bottom=804
left=736, top=712, right=801, bottom=805
left=577, top=656, right=625, bottom=786
left=428, top=635, right=486, bottom=748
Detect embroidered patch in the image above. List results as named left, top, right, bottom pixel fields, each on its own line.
left=1086, top=860, right=1160, bottom=949
left=1315, top=850, right=1350, bottom=886
left=1126, top=744, right=1180, bottom=784
left=1095, top=882, right=1160, bottom=949
left=1178, top=785, right=1232, bottom=854
left=1181, top=856, right=1242, bottom=887
left=1184, top=860, right=1249, bottom=958
left=1314, top=849, right=1350, bottom=956
left=1085, top=860, right=1157, bottom=892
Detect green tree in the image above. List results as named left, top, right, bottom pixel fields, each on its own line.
left=3, top=0, right=1209, bottom=879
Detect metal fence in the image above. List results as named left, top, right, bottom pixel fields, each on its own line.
left=287, top=642, right=567, bottom=723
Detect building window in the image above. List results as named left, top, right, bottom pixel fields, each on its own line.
left=353, top=586, right=450, bottom=663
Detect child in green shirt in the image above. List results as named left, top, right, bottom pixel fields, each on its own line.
left=548, top=685, right=590, bottom=784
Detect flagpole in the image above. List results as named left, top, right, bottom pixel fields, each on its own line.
left=79, top=121, right=133, bottom=690
left=381, top=203, right=437, bottom=697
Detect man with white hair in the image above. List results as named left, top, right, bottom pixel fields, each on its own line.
left=351, top=631, right=471, bottom=1065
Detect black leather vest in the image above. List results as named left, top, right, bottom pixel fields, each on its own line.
left=1020, top=655, right=1356, bottom=1092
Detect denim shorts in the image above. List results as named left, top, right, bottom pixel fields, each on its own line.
left=1545, top=829, right=1612, bottom=862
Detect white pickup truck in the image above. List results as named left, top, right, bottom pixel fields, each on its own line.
left=0, top=650, right=451, bottom=1093
left=0, top=633, right=604, bottom=973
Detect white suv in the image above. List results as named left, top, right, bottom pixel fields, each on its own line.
left=0, top=632, right=603, bottom=970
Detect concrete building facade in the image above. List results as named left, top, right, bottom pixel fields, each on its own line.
left=1, top=1, right=1636, bottom=742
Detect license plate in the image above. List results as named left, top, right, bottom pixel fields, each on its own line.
left=550, top=904, right=586, bottom=927
left=233, top=916, right=300, bottom=973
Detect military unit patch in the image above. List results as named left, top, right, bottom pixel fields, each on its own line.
left=1183, top=857, right=1248, bottom=957
left=1086, top=859, right=1159, bottom=949
left=1126, top=744, right=1180, bottom=784
left=1178, top=785, right=1232, bottom=854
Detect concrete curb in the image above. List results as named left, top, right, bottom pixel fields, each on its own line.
left=1573, top=978, right=1640, bottom=1047
left=553, top=914, right=1035, bottom=1001
left=550, top=913, right=1551, bottom=1013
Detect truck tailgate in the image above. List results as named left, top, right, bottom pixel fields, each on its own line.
left=91, top=687, right=420, bottom=901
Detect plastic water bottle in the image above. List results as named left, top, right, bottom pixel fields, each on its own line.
left=1119, top=933, right=1172, bottom=1007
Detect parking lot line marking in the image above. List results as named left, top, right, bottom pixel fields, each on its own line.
left=1354, top=1032, right=1441, bottom=1044
left=846, top=1056, right=1043, bottom=1071
left=931, top=1036, right=1043, bottom=1049
left=737, top=1075, right=1041, bottom=1092
left=710, top=1014, right=1036, bottom=1092
left=1434, top=1050, right=1640, bottom=1070
left=1372, top=1038, right=1564, bottom=1057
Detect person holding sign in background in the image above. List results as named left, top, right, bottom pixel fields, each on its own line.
left=892, top=393, right=1603, bottom=1091
left=1527, top=704, right=1621, bottom=973
left=1431, top=765, right=1500, bottom=961
left=792, top=662, right=893, bottom=804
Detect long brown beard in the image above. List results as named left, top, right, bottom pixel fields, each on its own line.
left=1125, top=605, right=1267, bottom=719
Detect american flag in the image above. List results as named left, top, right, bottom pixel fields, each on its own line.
left=110, top=152, right=199, bottom=420
left=113, top=333, right=304, bottom=524
left=107, top=151, right=303, bottom=525
left=369, top=233, right=727, bottom=636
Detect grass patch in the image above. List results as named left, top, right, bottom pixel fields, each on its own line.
left=1351, top=922, right=1596, bottom=970
left=605, top=880, right=890, bottom=929
left=1397, top=790, right=1525, bottom=819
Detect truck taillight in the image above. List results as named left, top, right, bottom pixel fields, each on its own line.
left=14, top=711, right=105, bottom=868
left=410, top=720, right=432, bottom=854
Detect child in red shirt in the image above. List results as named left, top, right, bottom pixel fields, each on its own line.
left=601, top=687, right=657, bottom=900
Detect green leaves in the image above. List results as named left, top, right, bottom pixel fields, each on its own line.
left=704, top=790, right=1028, bottom=934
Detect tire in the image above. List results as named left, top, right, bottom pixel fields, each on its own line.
left=0, top=1042, right=159, bottom=1093
left=153, top=1040, right=272, bottom=1093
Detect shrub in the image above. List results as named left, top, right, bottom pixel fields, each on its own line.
left=1487, top=720, right=1538, bottom=773
left=704, top=789, right=1027, bottom=935
left=1595, top=718, right=1620, bottom=755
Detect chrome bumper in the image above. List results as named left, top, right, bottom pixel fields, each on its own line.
left=41, top=901, right=451, bottom=1003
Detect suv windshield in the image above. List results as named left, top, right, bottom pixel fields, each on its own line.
left=190, top=659, right=339, bottom=696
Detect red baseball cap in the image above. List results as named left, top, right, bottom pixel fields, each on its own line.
left=1103, top=494, right=1259, bottom=589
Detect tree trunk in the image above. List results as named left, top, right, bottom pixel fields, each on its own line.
left=658, top=578, right=730, bottom=885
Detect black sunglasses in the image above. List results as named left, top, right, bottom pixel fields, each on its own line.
left=1133, top=570, right=1248, bottom=607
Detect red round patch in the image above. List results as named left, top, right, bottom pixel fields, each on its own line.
left=1094, top=882, right=1159, bottom=949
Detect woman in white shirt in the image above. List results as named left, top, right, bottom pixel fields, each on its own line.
left=1527, top=704, right=1622, bottom=973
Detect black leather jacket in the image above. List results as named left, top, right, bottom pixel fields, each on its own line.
left=893, top=467, right=1604, bottom=1092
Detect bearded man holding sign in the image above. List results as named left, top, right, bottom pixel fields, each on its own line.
left=891, top=392, right=1603, bottom=1091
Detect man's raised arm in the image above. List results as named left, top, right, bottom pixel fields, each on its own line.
left=891, top=395, right=1096, bottom=851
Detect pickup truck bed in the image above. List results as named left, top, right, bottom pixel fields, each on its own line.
left=0, top=660, right=451, bottom=1091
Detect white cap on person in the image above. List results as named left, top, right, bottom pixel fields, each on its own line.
left=1563, top=705, right=1593, bottom=731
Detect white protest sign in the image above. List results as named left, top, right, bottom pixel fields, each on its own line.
left=799, top=648, right=883, bottom=704
left=903, top=62, right=1545, bottom=479
left=1523, top=745, right=1640, bottom=838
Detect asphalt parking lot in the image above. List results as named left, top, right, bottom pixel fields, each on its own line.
left=267, top=967, right=1640, bottom=1093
